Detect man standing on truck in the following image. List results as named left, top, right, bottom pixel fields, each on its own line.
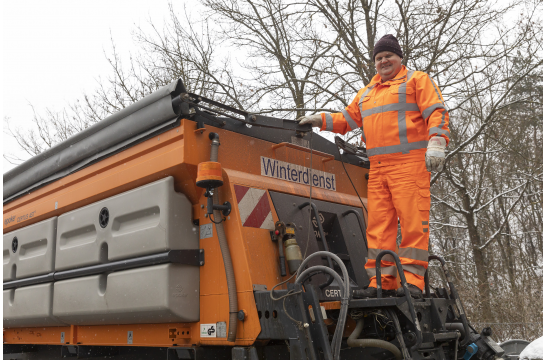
left=298, top=34, right=450, bottom=298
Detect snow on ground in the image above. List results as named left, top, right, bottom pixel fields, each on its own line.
left=519, top=337, right=543, bottom=360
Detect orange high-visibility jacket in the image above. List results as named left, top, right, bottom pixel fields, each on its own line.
left=321, top=66, right=450, bottom=166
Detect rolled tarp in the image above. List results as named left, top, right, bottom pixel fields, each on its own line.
left=3, top=78, right=185, bottom=203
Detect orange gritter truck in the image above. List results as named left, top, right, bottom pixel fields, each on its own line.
left=3, top=79, right=507, bottom=360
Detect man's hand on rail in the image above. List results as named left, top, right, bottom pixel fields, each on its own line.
left=297, top=114, right=323, bottom=128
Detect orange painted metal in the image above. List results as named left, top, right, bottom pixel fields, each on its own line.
left=321, top=301, right=341, bottom=311
left=271, top=142, right=334, bottom=160
left=3, top=118, right=369, bottom=347
left=3, top=327, right=70, bottom=345
left=196, top=161, right=223, bottom=185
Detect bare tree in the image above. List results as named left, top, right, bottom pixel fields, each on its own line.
left=4, top=4, right=239, bottom=160
left=4, top=0, right=543, bottom=340
left=430, top=52, right=543, bottom=337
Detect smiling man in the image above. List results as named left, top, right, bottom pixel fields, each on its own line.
left=298, top=34, right=450, bottom=299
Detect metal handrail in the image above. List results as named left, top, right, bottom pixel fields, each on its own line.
left=341, top=209, right=368, bottom=249
left=426, top=255, right=471, bottom=346
left=375, top=250, right=422, bottom=352
left=299, top=202, right=335, bottom=288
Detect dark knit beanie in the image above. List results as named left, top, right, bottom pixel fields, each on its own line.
left=373, top=34, right=403, bottom=60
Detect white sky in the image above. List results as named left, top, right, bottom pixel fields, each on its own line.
left=2, top=1, right=184, bottom=174
left=0, top=0, right=526, bottom=176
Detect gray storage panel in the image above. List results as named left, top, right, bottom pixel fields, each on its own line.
left=3, top=217, right=57, bottom=281
left=3, top=283, right=66, bottom=328
left=55, top=176, right=198, bottom=271
left=52, top=263, right=199, bottom=325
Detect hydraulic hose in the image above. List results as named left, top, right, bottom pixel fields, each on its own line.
left=210, top=133, right=219, bottom=163
left=386, top=309, right=411, bottom=360
left=347, top=319, right=403, bottom=360
left=295, top=251, right=351, bottom=360
left=209, top=132, right=238, bottom=342
left=296, top=266, right=344, bottom=291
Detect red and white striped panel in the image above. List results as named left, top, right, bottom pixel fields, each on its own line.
left=233, top=185, right=275, bottom=230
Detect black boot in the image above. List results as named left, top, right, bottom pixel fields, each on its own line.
left=353, top=287, right=396, bottom=299
left=396, top=284, right=423, bottom=299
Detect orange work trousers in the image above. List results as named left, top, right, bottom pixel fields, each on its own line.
left=365, top=161, right=430, bottom=290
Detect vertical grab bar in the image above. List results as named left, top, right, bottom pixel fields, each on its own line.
left=341, top=209, right=368, bottom=249
left=375, top=250, right=422, bottom=352
left=426, top=255, right=471, bottom=346
left=299, top=202, right=335, bottom=289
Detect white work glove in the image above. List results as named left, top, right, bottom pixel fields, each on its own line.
left=426, top=136, right=446, bottom=172
left=297, top=114, right=323, bottom=128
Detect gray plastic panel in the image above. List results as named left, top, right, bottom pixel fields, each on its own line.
left=55, top=176, right=198, bottom=271
left=3, top=283, right=66, bottom=328
left=52, top=263, right=199, bottom=325
left=3, top=217, right=57, bottom=281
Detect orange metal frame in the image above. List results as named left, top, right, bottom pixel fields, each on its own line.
left=3, top=118, right=369, bottom=347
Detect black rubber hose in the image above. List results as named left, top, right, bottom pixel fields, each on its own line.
left=347, top=319, right=403, bottom=360
left=296, top=265, right=344, bottom=290
left=386, top=309, right=411, bottom=360
left=296, top=251, right=350, bottom=360
left=209, top=132, right=238, bottom=342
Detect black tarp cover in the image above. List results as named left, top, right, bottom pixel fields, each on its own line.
left=3, top=79, right=185, bottom=203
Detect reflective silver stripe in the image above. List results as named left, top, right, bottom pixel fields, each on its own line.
left=325, top=114, right=334, bottom=131
left=429, top=126, right=450, bottom=138
left=397, top=111, right=409, bottom=151
left=428, top=75, right=446, bottom=107
left=367, top=140, right=428, bottom=156
left=358, top=86, right=374, bottom=105
left=366, top=266, right=398, bottom=278
left=361, top=103, right=420, bottom=118
left=402, top=264, right=427, bottom=277
left=438, top=109, right=446, bottom=129
left=359, top=85, right=375, bottom=142
left=341, top=110, right=358, bottom=131
left=396, top=70, right=415, bottom=148
left=368, top=248, right=396, bottom=263
left=398, top=247, right=429, bottom=262
left=397, top=70, right=415, bottom=103
left=422, top=103, right=446, bottom=120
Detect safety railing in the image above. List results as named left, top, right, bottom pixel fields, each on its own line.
left=298, top=202, right=335, bottom=289
left=424, top=255, right=471, bottom=346
left=375, top=250, right=423, bottom=352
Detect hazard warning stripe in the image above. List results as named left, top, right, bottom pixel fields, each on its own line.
left=234, top=185, right=275, bottom=230
left=234, top=185, right=251, bottom=203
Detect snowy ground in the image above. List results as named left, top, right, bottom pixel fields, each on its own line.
left=519, top=336, right=544, bottom=360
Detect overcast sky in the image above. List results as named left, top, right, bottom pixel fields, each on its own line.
left=2, top=1, right=184, bottom=174
left=1, top=0, right=520, bottom=176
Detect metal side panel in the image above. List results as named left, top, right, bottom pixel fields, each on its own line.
left=269, top=191, right=369, bottom=302
left=52, top=263, right=199, bottom=325
left=3, top=217, right=57, bottom=281
left=55, top=176, right=198, bottom=271
left=3, top=283, right=66, bottom=328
